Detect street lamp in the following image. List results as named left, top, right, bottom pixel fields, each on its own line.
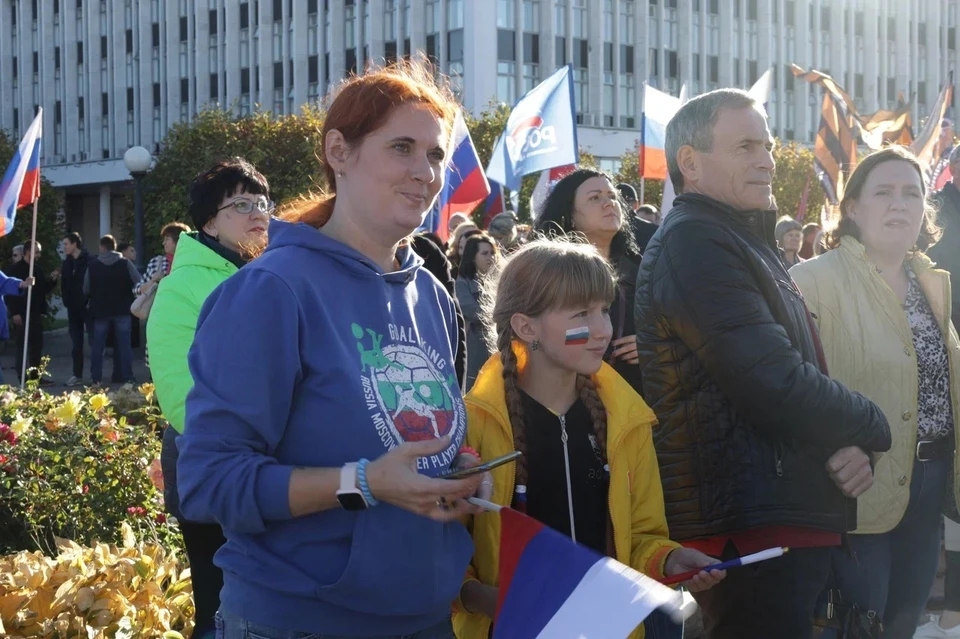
left=123, top=146, right=152, bottom=271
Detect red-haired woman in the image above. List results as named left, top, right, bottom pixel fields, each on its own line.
left=176, top=60, right=489, bottom=639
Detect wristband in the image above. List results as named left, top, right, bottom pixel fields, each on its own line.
left=357, top=458, right=379, bottom=507
left=458, top=445, right=481, bottom=460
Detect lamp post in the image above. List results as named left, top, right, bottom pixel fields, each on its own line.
left=123, top=146, right=152, bottom=271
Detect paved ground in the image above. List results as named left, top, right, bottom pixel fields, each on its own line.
left=0, top=326, right=150, bottom=393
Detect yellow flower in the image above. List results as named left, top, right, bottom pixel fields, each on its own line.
left=89, top=393, right=111, bottom=412
left=10, top=413, right=32, bottom=436
left=139, top=383, right=155, bottom=402
left=51, top=393, right=82, bottom=426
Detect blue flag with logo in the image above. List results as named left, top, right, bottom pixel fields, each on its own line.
left=486, top=65, right=579, bottom=191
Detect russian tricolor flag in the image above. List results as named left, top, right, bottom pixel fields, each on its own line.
left=428, top=111, right=490, bottom=242
left=494, top=508, right=685, bottom=638
left=639, top=85, right=681, bottom=181
left=481, top=178, right=507, bottom=229
left=0, top=109, right=43, bottom=237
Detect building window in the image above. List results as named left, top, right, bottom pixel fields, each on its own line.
left=384, top=0, right=396, bottom=40
left=55, top=47, right=61, bottom=69
left=127, top=87, right=134, bottom=111
left=523, top=0, right=539, bottom=32
left=523, top=32, right=539, bottom=92
left=126, top=29, right=133, bottom=54
left=180, top=77, right=189, bottom=103
left=447, top=0, right=463, bottom=29
left=555, top=0, right=566, bottom=36
left=210, top=73, right=219, bottom=99
left=240, top=2, right=249, bottom=28
left=619, top=73, right=635, bottom=128
left=101, top=92, right=109, bottom=116
left=498, top=0, right=515, bottom=29
left=572, top=0, right=586, bottom=38
left=101, top=35, right=108, bottom=58
left=498, top=28, right=516, bottom=104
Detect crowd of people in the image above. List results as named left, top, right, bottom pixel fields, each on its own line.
left=2, top=58, right=958, bottom=639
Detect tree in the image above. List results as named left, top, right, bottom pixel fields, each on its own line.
left=771, top=141, right=825, bottom=223
left=0, top=130, right=64, bottom=280
left=127, top=106, right=326, bottom=257
left=464, top=102, right=598, bottom=224
left=614, top=138, right=826, bottom=224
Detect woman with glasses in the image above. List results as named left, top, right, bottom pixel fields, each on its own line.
left=147, top=157, right=271, bottom=639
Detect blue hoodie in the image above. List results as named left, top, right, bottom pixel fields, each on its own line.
left=177, top=218, right=472, bottom=635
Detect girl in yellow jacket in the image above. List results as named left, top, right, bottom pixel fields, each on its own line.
left=454, top=239, right=724, bottom=639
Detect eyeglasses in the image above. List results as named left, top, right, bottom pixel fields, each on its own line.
left=217, top=197, right=275, bottom=215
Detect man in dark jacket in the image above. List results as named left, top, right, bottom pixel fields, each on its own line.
left=83, top=235, right=140, bottom=385
left=616, top=183, right=659, bottom=255
left=7, top=241, right=59, bottom=383
left=60, top=232, right=93, bottom=386
left=633, top=89, right=892, bottom=638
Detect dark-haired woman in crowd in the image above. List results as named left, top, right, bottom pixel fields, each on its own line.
left=149, top=157, right=271, bottom=638
left=535, top=168, right=644, bottom=391
left=455, top=232, right=499, bottom=390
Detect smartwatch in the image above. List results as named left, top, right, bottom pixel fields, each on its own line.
left=336, top=462, right=369, bottom=511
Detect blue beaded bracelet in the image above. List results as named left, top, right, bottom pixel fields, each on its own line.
left=357, top=458, right=379, bottom=507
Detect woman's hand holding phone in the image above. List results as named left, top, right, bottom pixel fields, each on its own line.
left=453, top=450, right=494, bottom=502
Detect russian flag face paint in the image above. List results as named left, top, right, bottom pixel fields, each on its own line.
left=564, top=326, right=590, bottom=345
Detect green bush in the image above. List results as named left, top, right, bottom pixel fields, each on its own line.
left=0, top=374, right=179, bottom=555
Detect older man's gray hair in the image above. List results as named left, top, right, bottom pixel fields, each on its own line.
left=665, top=89, right=764, bottom=193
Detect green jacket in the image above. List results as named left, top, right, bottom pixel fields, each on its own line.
left=146, top=233, right=238, bottom=433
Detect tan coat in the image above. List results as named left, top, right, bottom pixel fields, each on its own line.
left=791, top=238, right=960, bottom=534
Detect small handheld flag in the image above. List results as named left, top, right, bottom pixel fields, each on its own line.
left=494, top=508, right=688, bottom=638
left=658, top=546, right=788, bottom=586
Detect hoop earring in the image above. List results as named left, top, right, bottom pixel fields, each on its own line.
left=338, top=170, right=345, bottom=177
left=530, top=340, right=540, bottom=351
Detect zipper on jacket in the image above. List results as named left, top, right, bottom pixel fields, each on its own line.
left=775, top=442, right=784, bottom=477
left=558, top=414, right=577, bottom=544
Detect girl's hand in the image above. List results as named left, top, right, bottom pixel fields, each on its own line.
left=663, top=547, right=726, bottom=592
left=460, top=581, right=499, bottom=618
left=611, top=335, right=639, bottom=364
left=453, top=451, right=494, bottom=501
left=365, top=436, right=484, bottom=522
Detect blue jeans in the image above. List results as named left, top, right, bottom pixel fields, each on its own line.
left=215, top=608, right=455, bottom=639
left=822, top=457, right=948, bottom=638
left=91, top=315, right=134, bottom=383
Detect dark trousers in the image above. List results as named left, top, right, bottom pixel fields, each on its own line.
left=692, top=543, right=832, bottom=639
left=822, top=458, right=948, bottom=638
left=14, top=318, right=44, bottom=380
left=161, top=427, right=225, bottom=637
left=67, top=308, right=90, bottom=378
left=91, top=316, right=134, bottom=383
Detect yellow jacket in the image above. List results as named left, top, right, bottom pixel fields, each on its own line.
left=791, top=238, right=960, bottom=534
left=453, top=347, right=679, bottom=639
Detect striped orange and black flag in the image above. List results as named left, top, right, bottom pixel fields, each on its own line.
left=910, top=72, right=955, bottom=179
left=814, top=90, right=858, bottom=205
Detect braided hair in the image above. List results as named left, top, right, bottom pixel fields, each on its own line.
left=481, top=238, right=616, bottom=505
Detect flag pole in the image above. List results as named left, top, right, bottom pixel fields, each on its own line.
left=640, top=178, right=645, bottom=204
left=19, top=198, right=39, bottom=389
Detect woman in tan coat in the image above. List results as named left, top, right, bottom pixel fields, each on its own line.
left=791, top=146, right=960, bottom=637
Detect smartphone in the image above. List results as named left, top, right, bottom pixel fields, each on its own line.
left=441, top=450, right=522, bottom=479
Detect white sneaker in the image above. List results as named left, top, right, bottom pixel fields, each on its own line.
left=916, top=615, right=960, bottom=638
left=65, top=376, right=82, bottom=387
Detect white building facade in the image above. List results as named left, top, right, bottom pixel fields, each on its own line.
left=0, top=0, right=956, bottom=236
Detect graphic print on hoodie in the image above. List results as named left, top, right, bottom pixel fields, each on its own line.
left=355, top=320, right=464, bottom=470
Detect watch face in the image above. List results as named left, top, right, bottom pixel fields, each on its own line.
left=337, top=492, right=368, bottom=511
